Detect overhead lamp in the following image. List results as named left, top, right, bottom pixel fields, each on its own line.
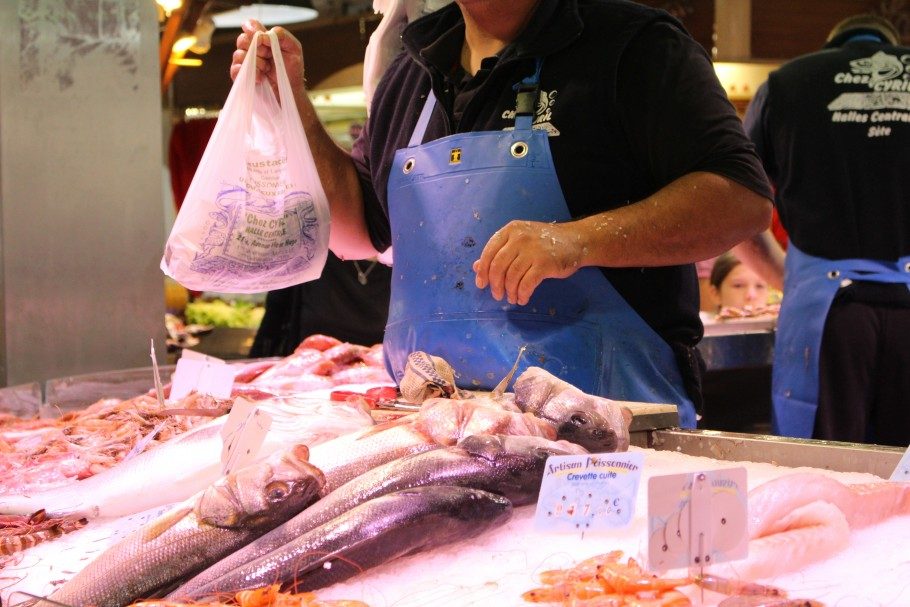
left=211, top=2, right=318, bottom=29
left=169, top=57, right=203, bottom=67
left=156, top=0, right=183, bottom=17
left=172, top=34, right=198, bottom=54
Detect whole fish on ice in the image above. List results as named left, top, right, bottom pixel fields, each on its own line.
left=175, top=485, right=512, bottom=599
left=42, top=445, right=324, bottom=607
left=0, top=397, right=372, bottom=519
left=307, top=395, right=558, bottom=495
left=171, top=433, right=585, bottom=597
left=514, top=366, right=633, bottom=452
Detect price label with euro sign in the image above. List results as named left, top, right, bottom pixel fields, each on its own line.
left=534, top=452, right=644, bottom=533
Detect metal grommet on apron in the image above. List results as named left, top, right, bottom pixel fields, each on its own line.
left=402, top=158, right=416, bottom=174
left=510, top=141, right=529, bottom=158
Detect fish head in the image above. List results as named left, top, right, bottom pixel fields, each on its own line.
left=554, top=404, right=632, bottom=453
left=196, top=444, right=325, bottom=528
left=457, top=434, right=588, bottom=505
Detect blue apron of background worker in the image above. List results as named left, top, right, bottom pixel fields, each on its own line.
left=382, top=64, right=697, bottom=428
left=772, top=247, right=910, bottom=438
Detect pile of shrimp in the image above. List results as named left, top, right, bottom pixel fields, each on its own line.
left=129, top=584, right=369, bottom=607
left=0, top=509, right=86, bottom=558
left=0, top=392, right=229, bottom=496
left=521, top=550, right=821, bottom=606
left=0, top=334, right=393, bottom=497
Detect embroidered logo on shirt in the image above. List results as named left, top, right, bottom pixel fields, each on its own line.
left=502, top=89, right=560, bottom=136
left=826, top=51, right=910, bottom=138
left=449, top=147, right=462, bottom=164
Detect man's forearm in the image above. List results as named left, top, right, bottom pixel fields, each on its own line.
left=292, top=87, right=379, bottom=260
left=573, top=172, right=773, bottom=268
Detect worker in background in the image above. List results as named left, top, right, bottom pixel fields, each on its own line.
left=233, top=0, right=773, bottom=428
left=742, top=14, right=910, bottom=446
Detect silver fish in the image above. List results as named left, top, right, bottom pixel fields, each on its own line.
left=513, top=366, right=633, bottom=452
left=41, top=445, right=324, bottom=607
left=307, top=423, right=440, bottom=495
left=171, top=433, right=585, bottom=597
left=174, top=485, right=512, bottom=599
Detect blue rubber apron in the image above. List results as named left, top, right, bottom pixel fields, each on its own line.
left=384, top=65, right=695, bottom=427
left=772, top=244, right=910, bottom=437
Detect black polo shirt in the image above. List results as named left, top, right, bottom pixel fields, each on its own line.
left=352, top=0, right=772, bottom=354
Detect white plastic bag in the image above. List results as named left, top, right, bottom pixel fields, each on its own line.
left=162, top=31, right=330, bottom=294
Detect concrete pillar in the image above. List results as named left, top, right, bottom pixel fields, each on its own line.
left=0, top=0, right=165, bottom=387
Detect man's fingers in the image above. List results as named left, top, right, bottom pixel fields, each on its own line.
left=474, top=228, right=506, bottom=290
left=503, top=256, right=533, bottom=305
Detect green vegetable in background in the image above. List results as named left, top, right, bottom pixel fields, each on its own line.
left=185, top=299, right=265, bottom=329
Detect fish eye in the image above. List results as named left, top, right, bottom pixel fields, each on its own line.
left=265, top=481, right=290, bottom=501
left=570, top=413, right=589, bottom=426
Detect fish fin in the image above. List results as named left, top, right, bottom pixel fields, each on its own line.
left=144, top=505, right=194, bottom=540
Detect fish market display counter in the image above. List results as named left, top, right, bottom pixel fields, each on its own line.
left=3, top=352, right=909, bottom=607
left=308, top=430, right=910, bottom=607
left=697, top=318, right=776, bottom=434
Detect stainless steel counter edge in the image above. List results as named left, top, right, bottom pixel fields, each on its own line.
left=645, top=428, right=905, bottom=478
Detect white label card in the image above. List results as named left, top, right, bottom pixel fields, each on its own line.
left=534, top=451, right=644, bottom=533
left=220, top=397, right=272, bottom=475
left=170, top=350, right=236, bottom=400
left=647, top=467, right=748, bottom=571
left=890, top=446, right=910, bottom=483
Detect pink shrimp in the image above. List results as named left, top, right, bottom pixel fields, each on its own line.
left=693, top=575, right=785, bottom=597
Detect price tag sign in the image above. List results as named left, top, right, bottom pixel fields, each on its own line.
left=220, top=397, right=272, bottom=475
left=648, top=468, right=748, bottom=570
left=890, top=446, right=910, bottom=483
left=534, top=452, right=644, bottom=533
left=170, top=350, right=236, bottom=400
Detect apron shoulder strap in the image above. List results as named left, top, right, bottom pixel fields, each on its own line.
left=408, top=91, right=437, bottom=148
left=407, top=57, right=544, bottom=146
left=514, top=58, right=543, bottom=132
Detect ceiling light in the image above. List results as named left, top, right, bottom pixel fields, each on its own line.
left=211, top=3, right=318, bottom=29
left=171, top=35, right=198, bottom=54
left=156, top=0, right=183, bottom=17
left=169, top=58, right=204, bottom=67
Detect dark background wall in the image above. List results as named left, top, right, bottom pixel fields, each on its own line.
left=165, top=1, right=910, bottom=110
